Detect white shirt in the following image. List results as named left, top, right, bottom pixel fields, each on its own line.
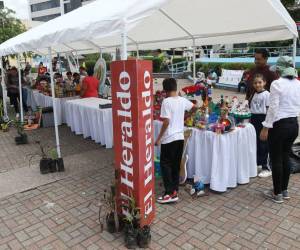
left=250, top=91, right=270, bottom=114
left=263, top=77, right=300, bottom=128
left=160, top=96, right=194, bottom=144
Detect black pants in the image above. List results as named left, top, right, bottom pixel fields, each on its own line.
left=269, top=118, right=299, bottom=195
left=8, top=91, right=28, bottom=114
left=160, top=140, right=184, bottom=195
left=238, top=81, right=247, bottom=92
left=251, top=114, right=269, bottom=168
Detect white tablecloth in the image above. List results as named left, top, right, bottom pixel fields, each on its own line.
left=65, top=98, right=113, bottom=148
left=27, top=90, right=78, bottom=125
left=154, top=120, right=257, bottom=192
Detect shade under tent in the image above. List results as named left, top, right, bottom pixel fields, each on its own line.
left=0, top=0, right=298, bottom=159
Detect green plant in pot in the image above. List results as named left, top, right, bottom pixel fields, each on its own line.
left=122, top=197, right=141, bottom=249
left=28, top=141, right=53, bottom=174
left=48, top=148, right=58, bottom=173
left=1, top=120, right=12, bottom=132
left=99, top=185, right=118, bottom=234
left=137, top=225, right=151, bottom=248
left=14, top=120, right=28, bottom=145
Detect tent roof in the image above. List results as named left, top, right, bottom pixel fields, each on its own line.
left=0, top=0, right=298, bottom=56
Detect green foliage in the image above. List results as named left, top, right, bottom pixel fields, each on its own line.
left=194, top=62, right=255, bottom=76
left=0, top=8, right=26, bottom=44
left=297, top=68, right=300, bottom=76
left=281, top=0, right=296, bottom=7
left=31, top=67, right=37, bottom=74
left=152, top=57, right=163, bottom=73
left=85, top=60, right=96, bottom=70
left=172, top=57, right=187, bottom=64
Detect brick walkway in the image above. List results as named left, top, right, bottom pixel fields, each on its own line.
left=0, top=87, right=300, bottom=249
left=0, top=126, right=300, bottom=249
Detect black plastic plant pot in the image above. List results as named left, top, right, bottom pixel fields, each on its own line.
left=106, top=212, right=116, bottom=234
left=40, top=158, right=51, bottom=174
left=124, top=224, right=137, bottom=249
left=56, top=158, right=65, bottom=172
left=49, top=160, right=57, bottom=173
left=15, top=134, right=28, bottom=145
left=137, top=226, right=151, bottom=248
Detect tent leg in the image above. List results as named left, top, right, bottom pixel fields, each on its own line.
left=193, top=40, right=196, bottom=84
left=48, top=47, right=62, bottom=159
left=293, top=36, right=297, bottom=68
left=0, top=58, right=8, bottom=120
left=136, top=44, right=139, bottom=59
left=75, top=51, right=80, bottom=70
left=17, top=54, right=24, bottom=123
left=100, top=49, right=103, bottom=59
left=121, top=23, right=128, bottom=60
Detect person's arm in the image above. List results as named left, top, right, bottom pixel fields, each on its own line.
left=260, top=82, right=280, bottom=141
left=155, top=118, right=169, bottom=146
left=155, top=100, right=170, bottom=146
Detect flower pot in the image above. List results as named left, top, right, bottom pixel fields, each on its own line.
left=15, top=134, right=28, bottom=145
left=40, top=158, right=51, bottom=174
left=106, top=212, right=116, bottom=233
left=49, top=160, right=57, bottom=173
left=124, top=224, right=137, bottom=249
left=56, top=158, right=65, bottom=172
left=137, top=226, right=151, bottom=248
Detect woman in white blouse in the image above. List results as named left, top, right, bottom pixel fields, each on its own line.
left=260, top=56, right=300, bottom=204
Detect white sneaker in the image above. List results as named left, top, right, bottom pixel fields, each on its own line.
left=258, top=170, right=272, bottom=178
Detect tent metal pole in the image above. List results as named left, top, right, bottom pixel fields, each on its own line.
left=48, top=47, right=62, bottom=158
left=17, top=54, right=24, bottom=123
left=121, top=22, right=128, bottom=60
left=74, top=51, right=80, bottom=70
left=292, top=36, right=297, bottom=67
left=136, top=44, right=139, bottom=59
left=193, top=40, right=196, bottom=83
left=0, top=58, right=8, bottom=120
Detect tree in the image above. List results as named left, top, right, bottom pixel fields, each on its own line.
left=0, top=8, right=26, bottom=67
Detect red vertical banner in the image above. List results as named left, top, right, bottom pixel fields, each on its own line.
left=111, top=60, right=155, bottom=226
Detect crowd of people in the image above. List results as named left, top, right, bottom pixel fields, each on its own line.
left=2, top=62, right=100, bottom=118
left=156, top=50, right=300, bottom=204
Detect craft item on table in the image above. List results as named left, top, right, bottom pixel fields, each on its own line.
left=230, top=99, right=251, bottom=126
left=153, top=90, right=166, bottom=120
left=99, top=103, right=112, bottom=109
left=212, top=123, right=225, bottom=134
left=24, top=108, right=42, bottom=131
left=190, top=176, right=205, bottom=196
left=75, top=83, right=81, bottom=95
left=182, top=83, right=206, bottom=97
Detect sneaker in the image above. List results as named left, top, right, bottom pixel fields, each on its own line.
left=157, top=192, right=178, bottom=204
left=282, top=190, right=290, bottom=200
left=170, top=191, right=179, bottom=202
left=264, top=190, right=283, bottom=204
left=258, top=170, right=272, bottom=178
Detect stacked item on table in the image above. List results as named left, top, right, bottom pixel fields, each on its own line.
left=23, top=108, right=43, bottom=130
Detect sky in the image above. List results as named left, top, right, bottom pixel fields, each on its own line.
left=3, top=0, right=29, bottom=19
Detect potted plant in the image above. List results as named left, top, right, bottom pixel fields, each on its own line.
left=99, top=185, right=119, bottom=234
left=56, top=157, right=65, bottom=172
left=14, top=120, right=28, bottom=145
left=137, top=225, right=151, bottom=248
left=1, top=120, right=12, bottom=132
left=48, top=148, right=58, bottom=173
left=122, top=197, right=140, bottom=249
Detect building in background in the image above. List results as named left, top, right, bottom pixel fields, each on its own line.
left=28, top=0, right=95, bottom=22
left=0, top=1, right=4, bottom=9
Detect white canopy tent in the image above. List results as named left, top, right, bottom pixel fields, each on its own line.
left=0, top=0, right=298, bottom=159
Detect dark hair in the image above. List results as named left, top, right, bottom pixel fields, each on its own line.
left=255, top=48, right=269, bottom=59
left=66, top=71, right=72, bottom=76
left=253, top=73, right=266, bottom=82
left=163, top=78, right=177, bottom=92
left=86, top=65, right=94, bottom=76
left=79, top=66, right=86, bottom=71
left=283, top=75, right=296, bottom=80
left=73, top=72, right=80, bottom=78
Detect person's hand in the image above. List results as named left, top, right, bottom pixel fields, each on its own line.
left=155, top=138, right=161, bottom=146
left=260, top=127, right=269, bottom=141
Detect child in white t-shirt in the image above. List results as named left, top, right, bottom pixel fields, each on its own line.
left=155, top=78, right=194, bottom=204
left=250, top=74, right=271, bottom=178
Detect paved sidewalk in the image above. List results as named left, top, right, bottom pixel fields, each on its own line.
left=0, top=126, right=300, bottom=249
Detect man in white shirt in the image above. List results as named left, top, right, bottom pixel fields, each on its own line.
left=260, top=56, right=300, bottom=204
left=155, top=78, right=195, bottom=204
